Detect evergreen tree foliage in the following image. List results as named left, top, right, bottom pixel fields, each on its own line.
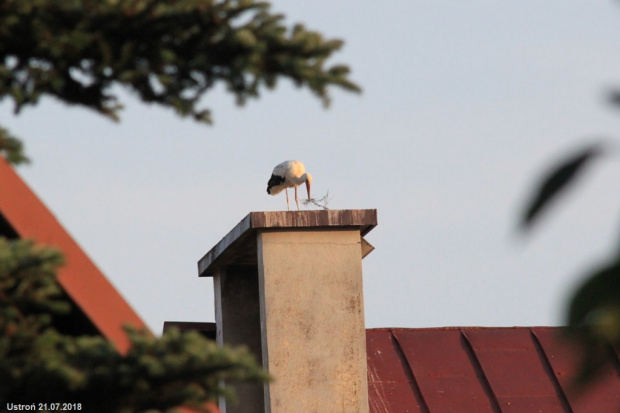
left=0, top=238, right=269, bottom=412
left=0, top=0, right=360, bottom=163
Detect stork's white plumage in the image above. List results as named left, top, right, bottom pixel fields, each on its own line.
left=266, top=160, right=312, bottom=211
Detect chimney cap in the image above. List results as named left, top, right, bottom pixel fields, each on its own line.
left=198, top=209, right=377, bottom=277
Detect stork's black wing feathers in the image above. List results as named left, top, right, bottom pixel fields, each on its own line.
left=267, top=174, right=286, bottom=194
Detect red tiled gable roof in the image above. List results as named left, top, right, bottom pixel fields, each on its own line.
left=367, top=327, right=620, bottom=413
left=0, top=158, right=149, bottom=352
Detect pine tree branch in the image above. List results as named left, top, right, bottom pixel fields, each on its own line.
left=0, top=0, right=360, bottom=124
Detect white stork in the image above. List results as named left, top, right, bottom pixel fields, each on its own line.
left=267, top=160, right=312, bottom=211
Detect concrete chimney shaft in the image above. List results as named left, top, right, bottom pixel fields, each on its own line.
left=198, top=210, right=377, bottom=413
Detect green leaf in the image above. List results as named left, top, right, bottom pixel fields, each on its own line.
left=567, top=259, right=620, bottom=331
left=519, top=142, right=604, bottom=231
left=607, top=89, right=620, bottom=109
left=563, top=256, right=620, bottom=387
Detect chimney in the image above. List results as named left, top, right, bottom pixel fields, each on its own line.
left=198, top=209, right=377, bottom=413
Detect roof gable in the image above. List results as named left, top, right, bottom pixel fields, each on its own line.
left=0, top=158, right=148, bottom=352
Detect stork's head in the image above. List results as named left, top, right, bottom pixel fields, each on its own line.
left=305, top=173, right=312, bottom=199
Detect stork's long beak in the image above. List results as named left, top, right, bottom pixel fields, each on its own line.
left=306, top=179, right=311, bottom=200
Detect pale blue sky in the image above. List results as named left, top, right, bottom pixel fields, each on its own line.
left=4, top=1, right=620, bottom=333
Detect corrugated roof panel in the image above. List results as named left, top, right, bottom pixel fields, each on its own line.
left=495, top=395, right=567, bottom=413
left=463, top=328, right=566, bottom=412
left=367, top=329, right=425, bottom=413
left=533, top=327, right=620, bottom=413
left=367, top=327, right=620, bottom=412
left=392, top=328, right=496, bottom=413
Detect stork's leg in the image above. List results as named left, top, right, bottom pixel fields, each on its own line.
left=295, top=185, right=300, bottom=211
left=285, top=188, right=290, bottom=211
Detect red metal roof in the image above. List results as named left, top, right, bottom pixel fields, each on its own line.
left=367, top=327, right=620, bottom=413
left=0, top=158, right=149, bottom=352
